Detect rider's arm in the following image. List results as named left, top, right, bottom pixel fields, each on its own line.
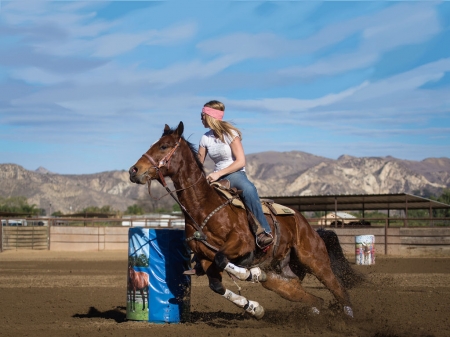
left=198, top=146, right=207, bottom=164
left=208, top=137, right=245, bottom=181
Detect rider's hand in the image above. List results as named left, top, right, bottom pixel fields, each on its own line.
left=206, top=172, right=221, bottom=183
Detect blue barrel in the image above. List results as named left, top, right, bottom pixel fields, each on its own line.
left=127, top=228, right=191, bottom=323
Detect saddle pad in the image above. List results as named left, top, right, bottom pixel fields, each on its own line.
left=212, top=183, right=296, bottom=216
left=262, top=203, right=296, bottom=216
left=212, top=183, right=245, bottom=208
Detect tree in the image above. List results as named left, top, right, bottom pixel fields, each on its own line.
left=129, top=253, right=149, bottom=267
left=437, top=189, right=450, bottom=205
left=125, top=204, right=144, bottom=215
left=435, top=189, right=450, bottom=218
left=81, top=205, right=116, bottom=214
left=172, top=203, right=181, bottom=213
left=0, top=196, right=39, bottom=215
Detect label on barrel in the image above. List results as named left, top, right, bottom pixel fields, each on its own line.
left=127, top=228, right=191, bottom=323
left=355, top=235, right=375, bottom=265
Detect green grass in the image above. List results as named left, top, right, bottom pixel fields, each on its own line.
left=126, top=301, right=149, bottom=321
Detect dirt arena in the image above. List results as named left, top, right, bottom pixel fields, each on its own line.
left=0, top=250, right=449, bottom=337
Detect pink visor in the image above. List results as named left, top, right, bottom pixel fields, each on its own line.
left=202, top=107, right=224, bottom=120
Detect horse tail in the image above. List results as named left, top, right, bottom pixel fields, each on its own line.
left=316, top=228, right=365, bottom=289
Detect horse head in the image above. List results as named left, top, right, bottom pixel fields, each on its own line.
left=129, top=122, right=184, bottom=185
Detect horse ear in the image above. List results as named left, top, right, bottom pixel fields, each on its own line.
left=175, top=121, right=184, bottom=137
left=164, top=124, right=170, bottom=132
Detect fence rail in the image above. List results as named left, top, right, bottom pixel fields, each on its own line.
left=307, top=217, right=450, bottom=228
left=1, top=226, right=49, bottom=251
left=1, top=216, right=449, bottom=255
left=3, top=216, right=448, bottom=228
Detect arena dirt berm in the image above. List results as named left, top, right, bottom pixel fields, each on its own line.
left=0, top=251, right=449, bottom=337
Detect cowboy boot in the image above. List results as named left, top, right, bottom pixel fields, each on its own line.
left=248, top=212, right=273, bottom=248
left=256, top=232, right=273, bottom=248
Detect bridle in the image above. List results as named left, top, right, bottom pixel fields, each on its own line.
left=140, top=137, right=223, bottom=252
left=141, top=138, right=181, bottom=188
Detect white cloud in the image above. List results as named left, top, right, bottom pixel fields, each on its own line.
left=279, top=3, right=441, bottom=78
left=278, top=53, right=378, bottom=78
left=231, top=81, right=369, bottom=113
left=10, top=66, right=64, bottom=85
left=198, top=32, right=293, bottom=59
left=93, top=23, right=196, bottom=57
left=348, top=58, right=450, bottom=102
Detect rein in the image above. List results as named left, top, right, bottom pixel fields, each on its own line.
left=146, top=173, right=204, bottom=201
left=141, top=138, right=223, bottom=252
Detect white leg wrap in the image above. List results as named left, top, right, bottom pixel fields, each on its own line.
left=222, top=289, right=248, bottom=308
left=223, top=290, right=265, bottom=320
left=344, top=306, right=354, bottom=318
left=248, top=267, right=267, bottom=283
left=224, top=262, right=250, bottom=280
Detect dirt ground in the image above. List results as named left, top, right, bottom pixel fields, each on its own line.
left=0, top=250, right=449, bottom=337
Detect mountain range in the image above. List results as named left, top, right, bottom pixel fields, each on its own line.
left=1, top=151, right=449, bottom=214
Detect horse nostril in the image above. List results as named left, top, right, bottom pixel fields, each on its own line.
left=129, top=166, right=138, bottom=176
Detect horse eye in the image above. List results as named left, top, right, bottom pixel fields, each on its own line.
left=160, top=144, right=168, bottom=150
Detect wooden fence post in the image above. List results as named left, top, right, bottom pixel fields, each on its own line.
left=385, top=218, right=388, bottom=255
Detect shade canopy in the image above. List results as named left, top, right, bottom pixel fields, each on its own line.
left=262, top=193, right=450, bottom=212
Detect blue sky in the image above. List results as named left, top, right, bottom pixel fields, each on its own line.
left=0, top=1, right=449, bottom=175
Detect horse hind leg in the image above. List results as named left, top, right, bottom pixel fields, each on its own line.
left=310, top=265, right=354, bottom=317
left=261, top=269, right=324, bottom=314
left=294, top=247, right=354, bottom=318
left=130, top=289, right=136, bottom=312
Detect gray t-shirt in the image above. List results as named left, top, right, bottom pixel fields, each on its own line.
left=199, top=130, right=245, bottom=172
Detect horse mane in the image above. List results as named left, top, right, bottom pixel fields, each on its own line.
left=162, top=127, right=205, bottom=174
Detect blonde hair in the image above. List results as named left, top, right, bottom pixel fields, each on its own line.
left=203, top=100, right=242, bottom=143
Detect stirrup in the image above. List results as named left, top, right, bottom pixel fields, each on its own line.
left=256, top=232, right=273, bottom=249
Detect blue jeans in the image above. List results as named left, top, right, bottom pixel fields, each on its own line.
left=221, top=171, right=272, bottom=234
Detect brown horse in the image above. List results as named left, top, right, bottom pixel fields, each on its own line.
left=128, top=262, right=149, bottom=312
left=129, top=122, right=363, bottom=319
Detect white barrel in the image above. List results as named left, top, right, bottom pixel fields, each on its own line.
left=355, top=235, right=375, bottom=265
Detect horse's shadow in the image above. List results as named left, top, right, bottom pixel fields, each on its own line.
left=73, top=307, right=247, bottom=326
left=72, top=305, right=330, bottom=328
left=73, top=306, right=127, bottom=323
left=189, top=310, right=248, bottom=327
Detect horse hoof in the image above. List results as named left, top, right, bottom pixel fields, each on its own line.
left=245, top=300, right=265, bottom=320
left=343, top=306, right=354, bottom=318
left=258, top=270, right=267, bottom=282
left=253, top=305, right=265, bottom=320
left=310, top=307, right=320, bottom=315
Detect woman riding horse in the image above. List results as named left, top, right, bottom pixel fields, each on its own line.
left=129, top=121, right=362, bottom=320
left=198, top=100, right=273, bottom=248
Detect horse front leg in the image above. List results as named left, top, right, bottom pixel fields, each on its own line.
left=140, top=289, right=146, bottom=311
left=214, top=251, right=267, bottom=283
left=208, top=272, right=265, bottom=320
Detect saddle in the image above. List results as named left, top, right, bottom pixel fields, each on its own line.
left=210, top=180, right=296, bottom=216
